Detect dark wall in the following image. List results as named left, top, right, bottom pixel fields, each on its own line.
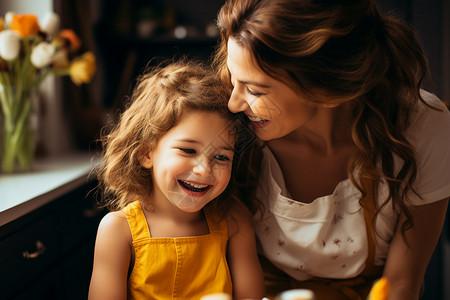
left=377, top=0, right=446, bottom=100
left=96, top=0, right=225, bottom=111
left=97, top=0, right=446, bottom=110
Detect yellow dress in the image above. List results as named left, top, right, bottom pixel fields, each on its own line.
left=123, top=201, right=232, bottom=300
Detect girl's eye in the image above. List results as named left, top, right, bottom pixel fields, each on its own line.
left=214, top=154, right=231, bottom=162
left=246, top=86, right=263, bottom=96
left=179, top=148, right=196, bottom=154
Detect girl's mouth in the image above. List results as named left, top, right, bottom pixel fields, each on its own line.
left=178, top=180, right=211, bottom=193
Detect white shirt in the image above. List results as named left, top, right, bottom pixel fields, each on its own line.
left=254, top=90, right=450, bottom=280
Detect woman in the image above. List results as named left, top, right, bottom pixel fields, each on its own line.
left=213, top=0, right=450, bottom=299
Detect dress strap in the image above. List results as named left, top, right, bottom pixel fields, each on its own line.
left=204, top=208, right=228, bottom=237
left=123, top=201, right=151, bottom=242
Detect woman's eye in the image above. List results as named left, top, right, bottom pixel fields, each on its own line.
left=179, top=148, right=196, bottom=154
left=246, top=86, right=263, bottom=96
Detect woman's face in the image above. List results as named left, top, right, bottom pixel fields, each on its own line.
left=226, top=38, right=317, bottom=141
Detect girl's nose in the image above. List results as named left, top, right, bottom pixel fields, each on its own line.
left=193, top=158, right=212, bottom=176
left=228, top=86, right=249, bottom=113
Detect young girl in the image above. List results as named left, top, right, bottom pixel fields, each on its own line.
left=88, top=61, right=265, bottom=300
left=214, top=0, right=450, bottom=299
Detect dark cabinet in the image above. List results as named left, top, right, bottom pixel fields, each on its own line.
left=0, top=179, right=105, bottom=300
left=0, top=214, right=60, bottom=299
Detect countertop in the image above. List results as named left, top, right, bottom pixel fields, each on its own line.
left=0, top=153, right=99, bottom=227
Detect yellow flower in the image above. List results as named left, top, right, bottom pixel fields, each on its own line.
left=69, top=51, right=96, bottom=85
left=368, top=277, right=389, bottom=300
left=0, top=18, right=4, bottom=31
left=10, top=14, right=40, bottom=37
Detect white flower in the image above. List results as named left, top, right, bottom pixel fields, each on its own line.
left=40, top=12, right=60, bottom=36
left=0, top=30, right=21, bottom=61
left=5, top=12, right=15, bottom=27
left=31, top=42, right=55, bottom=68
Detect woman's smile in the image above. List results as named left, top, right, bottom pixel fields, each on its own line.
left=227, top=38, right=317, bottom=141
left=247, top=115, right=269, bottom=128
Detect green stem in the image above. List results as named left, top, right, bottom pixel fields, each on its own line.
left=0, top=75, right=12, bottom=121
left=1, top=86, right=34, bottom=173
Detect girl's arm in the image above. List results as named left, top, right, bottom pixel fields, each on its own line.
left=227, top=202, right=266, bottom=300
left=88, top=211, right=132, bottom=300
left=382, top=197, right=449, bottom=300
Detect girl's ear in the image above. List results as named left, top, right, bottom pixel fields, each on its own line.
left=139, top=148, right=153, bottom=169
left=140, top=154, right=153, bottom=169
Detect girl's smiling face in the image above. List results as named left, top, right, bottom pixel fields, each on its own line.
left=141, top=109, right=235, bottom=213
left=226, top=38, right=318, bottom=141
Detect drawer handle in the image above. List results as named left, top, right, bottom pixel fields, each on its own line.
left=23, top=240, right=46, bottom=259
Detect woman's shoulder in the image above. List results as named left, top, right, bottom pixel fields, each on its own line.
left=405, top=90, right=450, bottom=203
left=420, top=89, right=446, bottom=108
left=415, top=90, right=449, bottom=124
left=407, top=91, right=450, bottom=140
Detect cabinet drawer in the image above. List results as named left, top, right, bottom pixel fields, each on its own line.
left=12, top=267, right=60, bottom=300
left=60, top=239, right=96, bottom=300
left=0, top=214, right=59, bottom=299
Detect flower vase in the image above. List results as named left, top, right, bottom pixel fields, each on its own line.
left=0, top=84, right=36, bottom=173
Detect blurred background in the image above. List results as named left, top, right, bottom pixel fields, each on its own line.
left=1, top=0, right=448, bottom=156
left=0, top=0, right=449, bottom=299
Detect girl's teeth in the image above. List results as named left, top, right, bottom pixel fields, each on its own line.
left=181, top=180, right=208, bottom=189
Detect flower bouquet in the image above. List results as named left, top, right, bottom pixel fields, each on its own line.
left=0, top=12, right=95, bottom=173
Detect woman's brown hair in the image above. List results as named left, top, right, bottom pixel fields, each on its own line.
left=214, top=0, right=432, bottom=239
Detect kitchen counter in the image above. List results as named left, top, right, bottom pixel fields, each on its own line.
left=0, top=153, right=99, bottom=227
left=0, top=152, right=104, bottom=299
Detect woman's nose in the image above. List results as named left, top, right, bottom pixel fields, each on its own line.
left=228, top=87, right=249, bottom=113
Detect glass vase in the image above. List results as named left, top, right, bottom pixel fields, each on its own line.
left=0, top=84, right=36, bottom=173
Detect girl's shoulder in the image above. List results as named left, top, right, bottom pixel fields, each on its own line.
left=100, top=210, right=128, bottom=226
left=97, top=210, right=132, bottom=244
left=225, top=200, right=254, bottom=239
